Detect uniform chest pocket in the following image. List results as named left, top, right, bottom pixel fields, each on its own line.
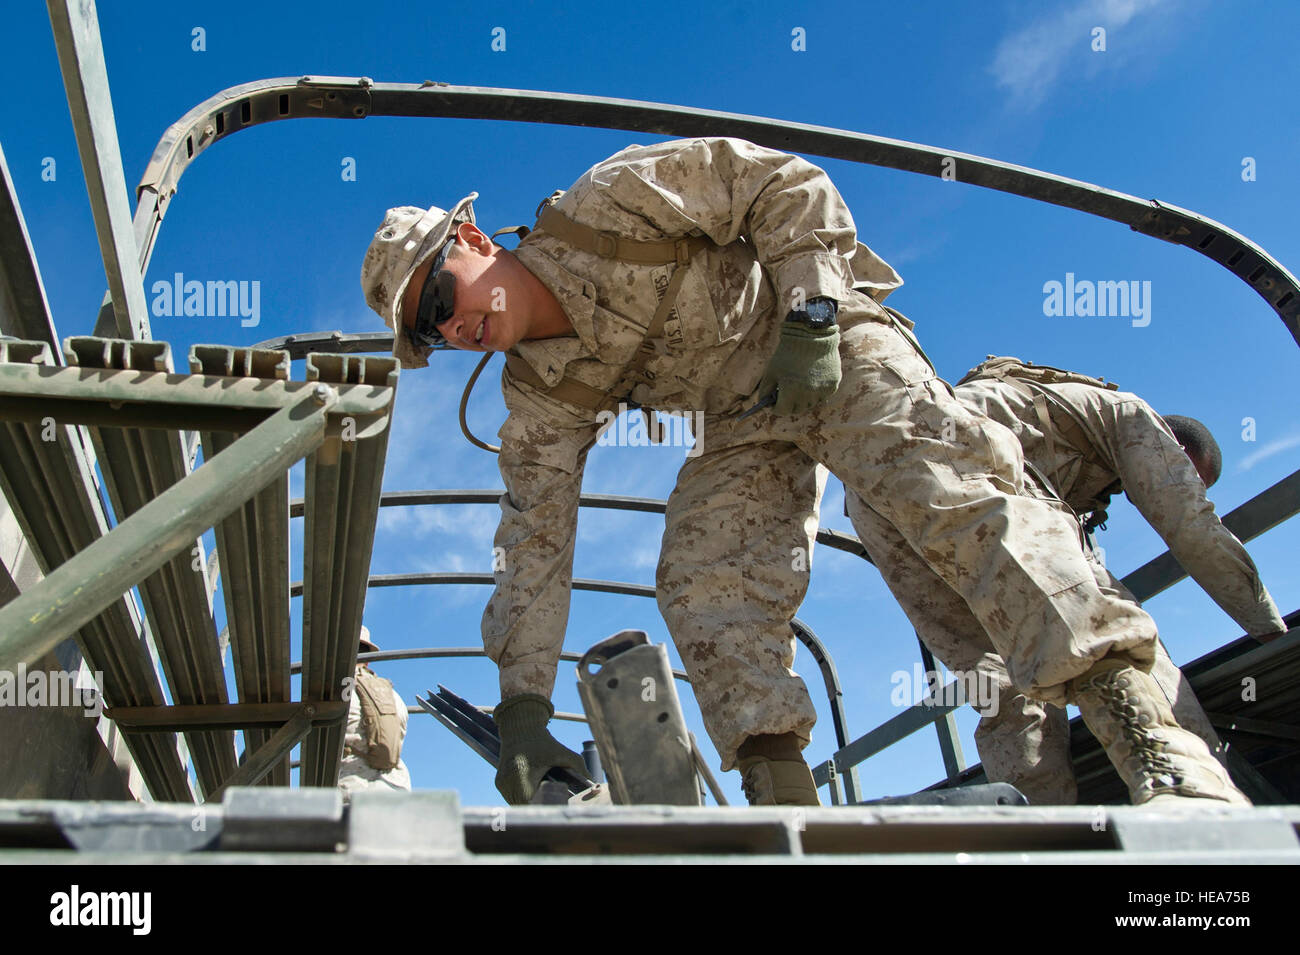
left=650, top=258, right=728, bottom=350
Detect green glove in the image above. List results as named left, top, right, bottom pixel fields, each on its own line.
left=494, top=694, right=592, bottom=805
left=757, top=322, right=842, bottom=416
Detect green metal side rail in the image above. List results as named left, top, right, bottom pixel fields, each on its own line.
left=0, top=338, right=399, bottom=801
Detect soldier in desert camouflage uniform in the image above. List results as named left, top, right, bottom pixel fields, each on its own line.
left=338, top=627, right=411, bottom=801
left=361, top=137, right=1248, bottom=808
left=845, top=365, right=1284, bottom=804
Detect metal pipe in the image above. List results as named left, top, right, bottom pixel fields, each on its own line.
left=833, top=681, right=968, bottom=776
left=1123, top=467, right=1300, bottom=602
left=108, top=700, right=348, bottom=731
left=291, top=646, right=691, bottom=682
left=252, top=331, right=396, bottom=360
left=46, top=0, right=150, bottom=340
left=287, top=488, right=873, bottom=560
left=417, top=696, right=499, bottom=768
left=689, top=733, right=728, bottom=806
left=917, top=637, right=966, bottom=783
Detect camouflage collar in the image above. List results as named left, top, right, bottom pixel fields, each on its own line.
left=513, top=243, right=598, bottom=350
left=510, top=336, right=593, bottom=388
left=510, top=242, right=599, bottom=387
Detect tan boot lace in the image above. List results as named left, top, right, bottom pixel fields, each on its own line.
left=1090, top=673, right=1183, bottom=792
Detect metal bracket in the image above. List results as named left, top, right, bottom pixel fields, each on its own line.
left=577, top=629, right=701, bottom=806
left=207, top=706, right=318, bottom=802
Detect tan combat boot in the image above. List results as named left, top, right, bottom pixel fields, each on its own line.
left=1070, top=657, right=1250, bottom=807
left=737, top=732, right=820, bottom=806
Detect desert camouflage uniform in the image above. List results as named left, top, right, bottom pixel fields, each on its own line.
left=961, top=379, right=1284, bottom=638
left=848, top=379, right=1286, bottom=802
left=483, top=137, right=1161, bottom=771
left=337, top=665, right=411, bottom=799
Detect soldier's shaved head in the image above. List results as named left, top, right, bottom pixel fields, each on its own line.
left=1163, top=414, right=1222, bottom=488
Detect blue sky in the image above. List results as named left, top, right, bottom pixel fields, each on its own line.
left=2, top=0, right=1297, bottom=806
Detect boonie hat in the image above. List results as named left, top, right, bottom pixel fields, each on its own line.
left=360, top=193, right=477, bottom=368
left=357, top=625, right=379, bottom=654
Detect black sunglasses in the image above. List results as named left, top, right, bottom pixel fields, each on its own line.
left=407, top=239, right=458, bottom=350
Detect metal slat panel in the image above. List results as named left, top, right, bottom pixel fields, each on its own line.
left=299, top=354, right=397, bottom=787
left=0, top=341, right=192, bottom=801
left=0, top=381, right=335, bottom=790
left=63, top=338, right=236, bottom=799
left=190, top=345, right=293, bottom=786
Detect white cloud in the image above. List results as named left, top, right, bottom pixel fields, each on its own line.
left=380, top=368, right=493, bottom=492
left=883, top=234, right=952, bottom=269
left=1236, top=433, right=1300, bottom=473
left=820, top=480, right=848, bottom=529
left=377, top=504, right=496, bottom=541
left=628, top=544, right=660, bottom=571
left=989, top=0, right=1177, bottom=110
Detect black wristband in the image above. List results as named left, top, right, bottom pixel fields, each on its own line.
left=785, top=297, right=838, bottom=328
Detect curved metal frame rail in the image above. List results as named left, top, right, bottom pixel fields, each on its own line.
left=115, top=76, right=1300, bottom=345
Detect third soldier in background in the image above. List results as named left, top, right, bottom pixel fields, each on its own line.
left=338, top=626, right=411, bottom=800
left=848, top=356, right=1286, bottom=803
